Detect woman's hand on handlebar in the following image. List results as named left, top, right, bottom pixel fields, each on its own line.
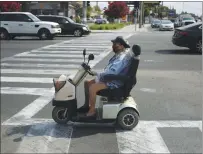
left=88, top=70, right=97, bottom=76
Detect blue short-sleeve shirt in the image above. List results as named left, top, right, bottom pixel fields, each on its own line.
left=97, top=50, right=133, bottom=89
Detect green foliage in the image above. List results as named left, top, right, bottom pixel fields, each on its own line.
left=144, top=8, right=150, bottom=17
left=89, top=23, right=131, bottom=30
left=87, top=6, right=93, bottom=18
left=94, top=5, right=101, bottom=14
left=75, top=16, right=81, bottom=23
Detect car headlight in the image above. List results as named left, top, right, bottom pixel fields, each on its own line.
left=82, top=27, right=88, bottom=31
left=51, top=25, right=60, bottom=28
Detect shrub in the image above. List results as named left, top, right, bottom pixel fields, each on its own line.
left=89, top=23, right=131, bottom=30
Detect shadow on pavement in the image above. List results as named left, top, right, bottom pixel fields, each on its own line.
left=3, top=122, right=122, bottom=142
left=155, top=49, right=201, bottom=55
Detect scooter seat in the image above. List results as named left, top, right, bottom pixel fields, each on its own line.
left=97, top=88, right=125, bottom=101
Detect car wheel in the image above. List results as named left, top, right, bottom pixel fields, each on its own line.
left=196, top=39, right=202, bottom=54
left=74, top=29, right=82, bottom=37
left=38, top=29, right=51, bottom=40
left=0, top=29, right=9, bottom=40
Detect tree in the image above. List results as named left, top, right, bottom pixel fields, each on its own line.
left=87, top=6, right=92, bottom=18
left=94, top=5, right=101, bottom=14
left=144, top=7, right=150, bottom=17
left=104, top=1, right=129, bottom=19
left=0, top=1, right=21, bottom=12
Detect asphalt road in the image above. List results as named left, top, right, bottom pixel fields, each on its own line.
left=1, top=28, right=202, bottom=153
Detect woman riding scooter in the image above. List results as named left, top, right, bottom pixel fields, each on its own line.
left=78, top=36, right=132, bottom=118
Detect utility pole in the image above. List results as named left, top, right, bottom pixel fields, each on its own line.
left=82, top=1, right=87, bottom=24
left=134, top=9, right=137, bottom=31
left=139, top=1, right=143, bottom=28
left=142, top=2, right=145, bottom=25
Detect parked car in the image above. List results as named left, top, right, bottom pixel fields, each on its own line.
left=172, top=22, right=202, bottom=53
left=159, top=20, right=174, bottom=31
left=37, top=15, right=91, bottom=37
left=151, top=20, right=161, bottom=28
left=95, top=18, right=109, bottom=24
left=0, top=12, right=61, bottom=40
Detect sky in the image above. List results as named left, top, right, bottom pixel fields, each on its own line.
left=90, top=1, right=202, bottom=16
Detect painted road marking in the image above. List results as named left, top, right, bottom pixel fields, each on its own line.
left=140, top=88, right=156, bottom=93
left=1, top=63, right=81, bottom=69
left=116, top=120, right=202, bottom=153
left=2, top=119, right=201, bottom=153
left=1, top=87, right=52, bottom=96
left=40, top=47, right=108, bottom=50
left=50, top=45, right=108, bottom=48
left=144, top=60, right=164, bottom=62
left=2, top=57, right=85, bottom=63
left=1, top=69, right=77, bottom=75
left=2, top=88, right=54, bottom=125
left=1, top=77, right=53, bottom=83
left=14, top=53, right=85, bottom=58
left=31, top=50, right=101, bottom=54
left=16, top=123, right=73, bottom=153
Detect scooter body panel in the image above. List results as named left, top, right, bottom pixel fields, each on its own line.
left=53, top=76, right=76, bottom=101
left=102, top=96, right=139, bottom=119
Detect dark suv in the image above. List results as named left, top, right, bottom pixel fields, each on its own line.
left=37, top=15, right=91, bottom=37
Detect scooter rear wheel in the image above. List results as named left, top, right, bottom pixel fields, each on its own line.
left=116, top=108, right=139, bottom=130
left=52, top=106, right=69, bottom=124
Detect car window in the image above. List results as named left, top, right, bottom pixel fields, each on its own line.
left=154, top=20, right=160, bottom=23
left=66, top=17, right=74, bottom=23
left=57, top=18, right=67, bottom=24
left=0, top=14, right=16, bottom=21
left=161, top=20, right=172, bottom=24
left=0, top=14, right=5, bottom=21
left=39, top=16, right=53, bottom=21
left=16, top=14, right=33, bottom=22
left=183, top=17, right=193, bottom=20
left=27, top=13, right=40, bottom=22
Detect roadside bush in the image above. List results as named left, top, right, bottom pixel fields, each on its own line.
left=89, top=22, right=131, bottom=30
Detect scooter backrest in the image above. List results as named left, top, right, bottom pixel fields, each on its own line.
left=123, top=44, right=141, bottom=98
left=132, top=44, right=141, bottom=57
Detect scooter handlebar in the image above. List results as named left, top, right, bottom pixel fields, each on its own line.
left=87, top=69, right=95, bottom=76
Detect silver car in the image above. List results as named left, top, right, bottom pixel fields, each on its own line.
left=159, top=20, right=174, bottom=31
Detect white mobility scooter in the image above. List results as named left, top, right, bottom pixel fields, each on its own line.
left=52, top=45, right=141, bottom=130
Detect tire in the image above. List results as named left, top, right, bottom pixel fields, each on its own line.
left=116, top=108, right=139, bottom=130
left=196, top=39, right=202, bottom=54
left=74, top=29, right=82, bottom=37
left=52, top=106, right=69, bottom=124
left=0, top=29, right=9, bottom=40
left=38, top=28, right=51, bottom=40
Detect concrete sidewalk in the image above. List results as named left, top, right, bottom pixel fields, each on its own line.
left=91, top=24, right=151, bottom=33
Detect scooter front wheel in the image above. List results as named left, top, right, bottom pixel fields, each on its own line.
left=52, top=106, right=69, bottom=124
